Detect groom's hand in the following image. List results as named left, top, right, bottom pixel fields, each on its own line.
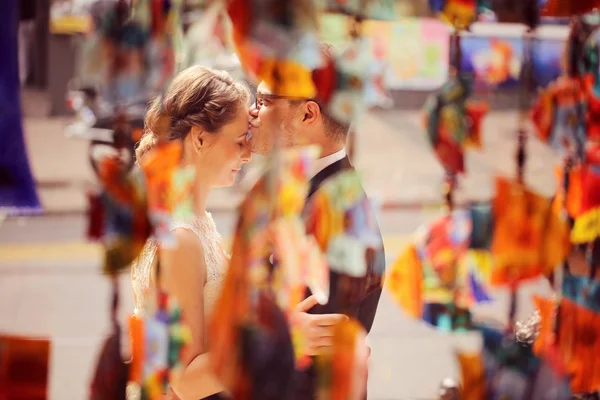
left=292, top=295, right=348, bottom=356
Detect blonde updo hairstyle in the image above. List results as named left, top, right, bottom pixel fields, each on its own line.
left=136, top=65, right=250, bottom=161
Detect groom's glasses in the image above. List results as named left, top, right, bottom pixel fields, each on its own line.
left=255, top=93, right=321, bottom=110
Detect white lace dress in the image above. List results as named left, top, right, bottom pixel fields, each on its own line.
left=131, top=212, right=229, bottom=327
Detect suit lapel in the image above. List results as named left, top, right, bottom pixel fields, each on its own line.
left=306, top=156, right=352, bottom=200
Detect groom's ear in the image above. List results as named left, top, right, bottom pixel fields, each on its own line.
left=301, top=101, right=320, bottom=126
left=190, top=126, right=206, bottom=153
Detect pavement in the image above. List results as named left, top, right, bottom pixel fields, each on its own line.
left=0, top=89, right=559, bottom=399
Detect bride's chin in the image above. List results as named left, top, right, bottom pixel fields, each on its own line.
left=213, top=175, right=237, bottom=189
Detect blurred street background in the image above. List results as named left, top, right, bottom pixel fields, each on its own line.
left=1, top=0, right=570, bottom=398
left=0, top=88, right=557, bottom=399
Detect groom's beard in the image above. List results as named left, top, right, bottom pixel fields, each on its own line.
left=249, top=126, right=299, bottom=156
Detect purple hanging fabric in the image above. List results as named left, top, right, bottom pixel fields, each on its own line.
left=0, top=0, right=41, bottom=214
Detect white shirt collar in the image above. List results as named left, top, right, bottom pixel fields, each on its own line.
left=310, top=148, right=347, bottom=181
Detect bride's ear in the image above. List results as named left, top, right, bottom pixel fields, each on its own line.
left=189, top=126, right=206, bottom=153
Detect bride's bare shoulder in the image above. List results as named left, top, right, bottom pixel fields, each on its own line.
left=159, top=228, right=208, bottom=290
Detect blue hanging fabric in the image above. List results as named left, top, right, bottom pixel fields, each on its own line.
left=0, top=0, right=41, bottom=214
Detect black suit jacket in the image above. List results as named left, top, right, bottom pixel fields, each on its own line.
left=293, top=156, right=386, bottom=400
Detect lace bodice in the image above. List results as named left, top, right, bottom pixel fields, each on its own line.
left=131, top=212, right=229, bottom=320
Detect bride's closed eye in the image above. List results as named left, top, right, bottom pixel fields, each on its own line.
left=237, top=131, right=252, bottom=148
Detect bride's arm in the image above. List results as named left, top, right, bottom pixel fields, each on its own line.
left=160, top=228, right=226, bottom=400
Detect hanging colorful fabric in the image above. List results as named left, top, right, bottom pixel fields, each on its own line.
left=457, top=352, right=486, bottom=400
left=315, top=318, right=368, bottom=400
left=430, top=0, right=478, bottom=31
left=324, top=39, right=370, bottom=126
left=464, top=101, right=488, bottom=149
left=490, top=177, right=570, bottom=286
left=270, top=147, right=329, bottom=314
left=423, top=76, right=474, bottom=175
left=227, top=0, right=322, bottom=88
left=127, top=287, right=192, bottom=399
left=138, top=140, right=196, bottom=247
left=417, top=209, right=472, bottom=306
left=553, top=164, right=584, bottom=219
left=554, top=298, right=600, bottom=394
left=305, top=170, right=383, bottom=283
left=531, top=76, right=587, bottom=159
left=460, top=250, right=493, bottom=305
left=571, top=164, right=600, bottom=243
left=97, top=157, right=152, bottom=275
left=209, top=147, right=321, bottom=395
left=257, top=58, right=318, bottom=98
left=385, top=244, right=424, bottom=319
left=385, top=210, right=492, bottom=331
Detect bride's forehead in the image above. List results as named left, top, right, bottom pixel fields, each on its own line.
left=220, top=111, right=249, bottom=134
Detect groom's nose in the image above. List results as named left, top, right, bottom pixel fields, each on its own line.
left=249, top=105, right=259, bottom=118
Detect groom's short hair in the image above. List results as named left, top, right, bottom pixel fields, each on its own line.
left=313, top=43, right=350, bottom=143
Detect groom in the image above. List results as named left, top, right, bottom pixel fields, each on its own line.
left=248, top=44, right=386, bottom=399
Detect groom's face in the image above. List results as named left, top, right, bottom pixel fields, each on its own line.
left=248, top=82, right=302, bottom=155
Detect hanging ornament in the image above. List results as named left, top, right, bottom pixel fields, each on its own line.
left=208, top=147, right=323, bottom=397
left=305, top=169, right=384, bottom=296
left=385, top=207, right=494, bottom=332
left=423, top=76, right=479, bottom=175
left=571, top=164, right=600, bottom=244
left=138, top=140, right=196, bottom=247
left=96, top=155, right=153, bottom=275
left=531, top=76, right=587, bottom=160
left=127, top=282, right=192, bottom=400
left=228, top=0, right=323, bottom=87
left=429, top=0, right=478, bottom=31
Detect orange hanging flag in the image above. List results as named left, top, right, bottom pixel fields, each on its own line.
left=385, top=244, right=423, bottom=318
left=557, top=298, right=600, bottom=394
left=553, top=165, right=584, bottom=218
left=457, top=351, right=486, bottom=400
left=491, top=177, right=552, bottom=285
left=316, top=318, right=367, bottom=400
left=532, top=296, right=556, bottom=356
left=465, top=101, right=488, bottom=149
left=128, top=314, right=144, bottom=385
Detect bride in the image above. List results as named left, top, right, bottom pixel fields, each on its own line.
left=131, top=64, right=354, bottom=400
left=131, top=65, right=252, bottom=399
